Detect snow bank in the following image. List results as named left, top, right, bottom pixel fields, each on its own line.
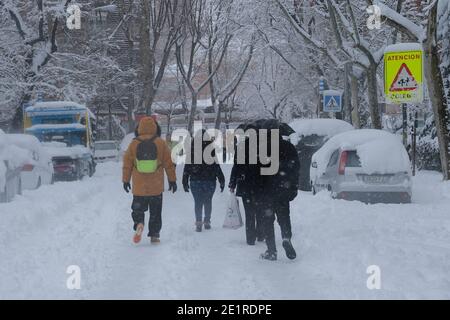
left=289, top=119, right=354, bottom=145
left=312, top=129, right=411, bottom=178
left=1, top=163, right=450, bottom=299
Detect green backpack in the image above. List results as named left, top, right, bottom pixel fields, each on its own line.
left=135, top=137, right=158, bottom=173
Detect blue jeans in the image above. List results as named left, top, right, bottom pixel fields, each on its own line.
left=190, top=180, right=216, bottom=223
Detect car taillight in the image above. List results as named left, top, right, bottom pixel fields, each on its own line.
left=338, top=151, right=348, bottom=175
left=22, top=164, right=34, bottom=172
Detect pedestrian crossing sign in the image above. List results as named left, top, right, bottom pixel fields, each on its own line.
left=323, top=90, right=342, bottom=113
left=384, top=45, right=423, bottom=104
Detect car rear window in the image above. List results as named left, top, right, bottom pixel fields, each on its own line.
left=346, top=151, right=362, bottom=167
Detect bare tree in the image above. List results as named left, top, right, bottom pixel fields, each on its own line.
left=137, top=0, right=183, bottom=115
left=205, top=0, right=256, bottom=129
left=175, top=0, right=232, bottom=132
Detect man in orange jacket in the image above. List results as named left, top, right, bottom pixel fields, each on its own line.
left=123, top=117, right=177, bottom=244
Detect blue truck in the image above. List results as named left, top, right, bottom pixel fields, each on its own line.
left=24, top=101, right=96, bottom=181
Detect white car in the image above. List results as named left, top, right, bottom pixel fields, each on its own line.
left=7, top=134, right=54, bottom=190
left=1, top=130, right=29, bottom=202
left=310, top=129, right=412, bottom=204
left=289, top=118, right=354, bottom=191
left=94, top=141, right=119, bottom=162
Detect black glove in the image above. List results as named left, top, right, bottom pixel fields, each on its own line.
left=183, top=184, right=190, bottom=193
left=168, top=181, right=177, bottom=193
left=220, top=183, right=225, bottom=193
left=288, top=189, right=298, bottom=202
left=123, top=182, right=131, bottom=193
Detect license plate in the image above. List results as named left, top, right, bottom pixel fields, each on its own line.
left=362, top=175, right=388, bottom=184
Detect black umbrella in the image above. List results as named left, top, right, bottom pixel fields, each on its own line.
left=245, top=119, right=295, bottom=136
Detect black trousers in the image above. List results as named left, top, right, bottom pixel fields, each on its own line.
left=242, top=196, right=264, bottom=244
left=263, top=200, right=293, bottom=253
left=131, top=195, right=163, bottom=238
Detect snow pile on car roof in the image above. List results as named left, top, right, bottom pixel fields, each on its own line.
left=289, top=119, right=354, bottom=142
left=42, top=143, right=90, bottom=159
left=6, top=134, right=41, bottom=152
left=312, top=129, right=411, bottom=177
left=0, top=131, right=35, bottom=190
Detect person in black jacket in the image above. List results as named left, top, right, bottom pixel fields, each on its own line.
left=229, top=133, right=266, bottom=245
left=260, top=136, right=300, bottom=261
left=183, top=130, right=225, bottom=232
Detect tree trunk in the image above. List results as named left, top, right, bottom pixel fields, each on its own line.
left=343, top=63, right=352, bottom=123
left=188, top=93, right=198, bottom=134
left=214, top=100, right=224, bottom=130
left=138, top=0, right=154, bottom=115
left=366, top=65, right=382, bottom=129
left=424, top=5, right=450, bottom=180
left=351, top=73, right=361, bottom=128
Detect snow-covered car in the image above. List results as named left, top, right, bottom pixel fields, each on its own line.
left=42, top=142, right=95, bottom=181
left=0, top=159, right=22, bottom=203
left=310, top=129, right=412, bottom=204
left=1, top=130, right=30, bottom=202
left=289, top=119, right=354, bottom=191
left=7, top=134, right=54, bottom=190
left=94, top=140, right=119, bottom=162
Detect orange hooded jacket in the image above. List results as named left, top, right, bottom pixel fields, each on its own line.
left=122, top=117, right=176, bottom=196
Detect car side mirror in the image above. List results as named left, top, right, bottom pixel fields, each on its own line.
left=311, top=162, right=318, bottom=169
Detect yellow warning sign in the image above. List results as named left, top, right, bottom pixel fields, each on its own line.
left=384, top=47, right=423, bottom=104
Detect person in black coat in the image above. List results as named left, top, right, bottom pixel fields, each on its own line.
left=183, top=130, right=225, bottom=232
left=229, top=134, right=266, bottom=245
left=260, top=136, right=300, bottom=261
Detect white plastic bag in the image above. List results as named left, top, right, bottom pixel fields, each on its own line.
left=223, top=193, right=243, bottom=229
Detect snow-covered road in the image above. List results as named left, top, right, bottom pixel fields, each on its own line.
left=1, top=162, right=450, bottom=299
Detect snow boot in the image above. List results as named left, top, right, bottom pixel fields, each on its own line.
left=204, top=221, right=211, bottom=230
left=133, top=223, right=145, bottom=244
left=196, top=222, right=202, bottom=232
left=260, top=250, right=277, bottom=261
left=282, top=239, right=297, bottom=260
left=151, top=237, right=161, bottom=244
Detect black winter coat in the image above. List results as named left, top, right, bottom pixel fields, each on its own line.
left=229, top=137, right=266, bottom=199
left=268, top=139, right=300, bottom=202
left=182, top=140, right=225, bottom=187
left=229, top=137, right=300, bottom=202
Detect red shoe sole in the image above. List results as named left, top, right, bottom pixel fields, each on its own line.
left=133, top=225, right=144, bottom=244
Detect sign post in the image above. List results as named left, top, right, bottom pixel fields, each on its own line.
left=318, top=78, right=328, bottom=117
left=323, top=90, right=343, bottom=113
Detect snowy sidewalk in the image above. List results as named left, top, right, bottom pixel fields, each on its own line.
left=1, top=162, right=450, bottom=299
